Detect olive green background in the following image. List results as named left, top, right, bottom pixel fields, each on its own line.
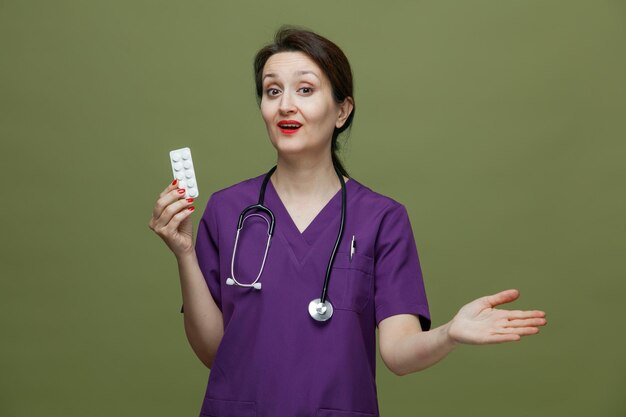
left=1, top=1, right=624, bottom=416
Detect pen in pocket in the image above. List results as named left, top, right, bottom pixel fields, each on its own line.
left=349, top=235, right=356, bottom=262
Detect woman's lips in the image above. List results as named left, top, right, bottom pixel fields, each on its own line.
left=277, top=120, right=302, bottom=135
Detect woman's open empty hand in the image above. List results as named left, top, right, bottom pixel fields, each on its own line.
left=447, top=289, right=547, bottom=345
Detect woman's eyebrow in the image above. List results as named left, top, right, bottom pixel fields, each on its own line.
left=295, top=70, right=320, bottom=80
left=262, top=70, right=320, bottom=81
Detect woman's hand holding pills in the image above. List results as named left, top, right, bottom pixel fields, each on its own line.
left=149, top=179, right=196, bottom=258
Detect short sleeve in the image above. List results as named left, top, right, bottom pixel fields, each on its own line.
left=180, top=194, right=221, bottom=313
left=374, top=204, right=431, bottom=330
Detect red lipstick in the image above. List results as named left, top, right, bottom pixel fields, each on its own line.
left=277, top=120, right=302, bottom=135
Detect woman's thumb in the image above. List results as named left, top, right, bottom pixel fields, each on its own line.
left=485, top=289, right=520, bottom=307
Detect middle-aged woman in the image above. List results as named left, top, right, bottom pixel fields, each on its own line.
left=149, top=26, right=547, bottom=417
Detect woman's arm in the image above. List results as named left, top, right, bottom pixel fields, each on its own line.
left=379, top=315, right=456, bottom=376
left=378, top=289, right=547, bottom=376
left=149, top=180, right=224, bottom=369
left=177, top=251, right=224, bottom=369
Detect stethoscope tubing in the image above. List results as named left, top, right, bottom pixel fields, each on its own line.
left=228, top=164, right=346, bottom=321
left=229, top=212, right=272, bottom=289
left=319, top=168, right=346, bottom=305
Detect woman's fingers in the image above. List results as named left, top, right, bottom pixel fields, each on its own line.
left=154, top=192, right=194, bottom=230
left=482, top=324, right=542, bottom=344
left=503, top=317, right=547, bottom=328
left=163, top=204, right=195, bottom=235
left=495, top=326, right=541, bottom=336
left=485, top=289, right=520, bottom=307
left=152, top=187, right=188, bottom=221
left=485, top=334, right=522, bottom=344
left=159, top=179, right=179, bottom=198
left=504, top=310, right=546, bottom=320
left=491, top=315, right=547, bottom=337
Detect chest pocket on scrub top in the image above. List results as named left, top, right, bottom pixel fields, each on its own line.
left=327, top=252, right=374, bottom=313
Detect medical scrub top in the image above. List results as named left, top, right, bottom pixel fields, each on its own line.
left=188, top=173, right=431, bottom=417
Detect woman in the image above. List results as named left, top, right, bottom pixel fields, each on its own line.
left=149, top=27, right=547, bottom=417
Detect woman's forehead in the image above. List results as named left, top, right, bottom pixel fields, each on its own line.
left=262, top=51, right=324, bottom=82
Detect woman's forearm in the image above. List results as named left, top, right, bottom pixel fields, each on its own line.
left=177, top=251, right=224, bottom=369
left=392, top=321, right=458, bottom=376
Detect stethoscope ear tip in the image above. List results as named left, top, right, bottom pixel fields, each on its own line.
left=226, top=277, right=262, bottom=290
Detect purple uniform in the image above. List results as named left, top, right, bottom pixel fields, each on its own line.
left=191, top=173, right=431, bottom=417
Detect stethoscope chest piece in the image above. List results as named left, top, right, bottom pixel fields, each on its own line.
left=308, top=298, right=334, bottom=321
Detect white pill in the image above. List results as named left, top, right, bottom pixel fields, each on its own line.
left=183, top=161, right=192, bottom=169
left=176, top=172, right=184, bottom=180
left=182, top=150, right=191, bottom=160
left=185, top=171, right=194, bottom=179
left=186, top=179, right=195, bottom=187
left=173, top=162, right=183, bottom=171
left=172, top=152, right=181, bottom=162
left=189, top=188, right=198, bottom=197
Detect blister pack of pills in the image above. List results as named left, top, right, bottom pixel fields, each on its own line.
left=169, top=147, right=199, bottom=198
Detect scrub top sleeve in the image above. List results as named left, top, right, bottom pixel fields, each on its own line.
left=180, top=194, right=222, bottom=313
left=374, top=203, right=431, bottom=331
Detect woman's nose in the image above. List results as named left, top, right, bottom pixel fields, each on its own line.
left=278, top=92, right=296, bottom=114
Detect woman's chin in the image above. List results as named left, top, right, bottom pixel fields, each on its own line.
left=268, top=135, right=330, bottom=160
left=270, top=139, right=309, bottom=155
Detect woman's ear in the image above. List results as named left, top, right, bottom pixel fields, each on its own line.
left=336, top=97, right=354, bottom=129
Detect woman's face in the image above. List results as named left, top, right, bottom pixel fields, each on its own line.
left=260, top=51, right=352, bottom=159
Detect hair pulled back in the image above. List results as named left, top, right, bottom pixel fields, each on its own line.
left=253, top=26, right=355, bottom=178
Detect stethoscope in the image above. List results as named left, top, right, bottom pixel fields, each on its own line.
left=225, top=165, right=347, bottom=322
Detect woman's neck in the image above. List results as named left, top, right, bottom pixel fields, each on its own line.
left=270, top=154, right=348, bottom=201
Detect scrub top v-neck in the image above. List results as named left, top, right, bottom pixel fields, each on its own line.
left=265, top=176, right=345, bottom=265
left=191, top=173, right=431, bottom=417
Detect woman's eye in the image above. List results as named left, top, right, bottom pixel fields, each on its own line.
left=266, top=88, right=281, bottom=96
left=299, top=87, right=313, bottom=94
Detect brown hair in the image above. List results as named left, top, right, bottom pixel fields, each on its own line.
left=253, top=26, right=355, bottom=178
